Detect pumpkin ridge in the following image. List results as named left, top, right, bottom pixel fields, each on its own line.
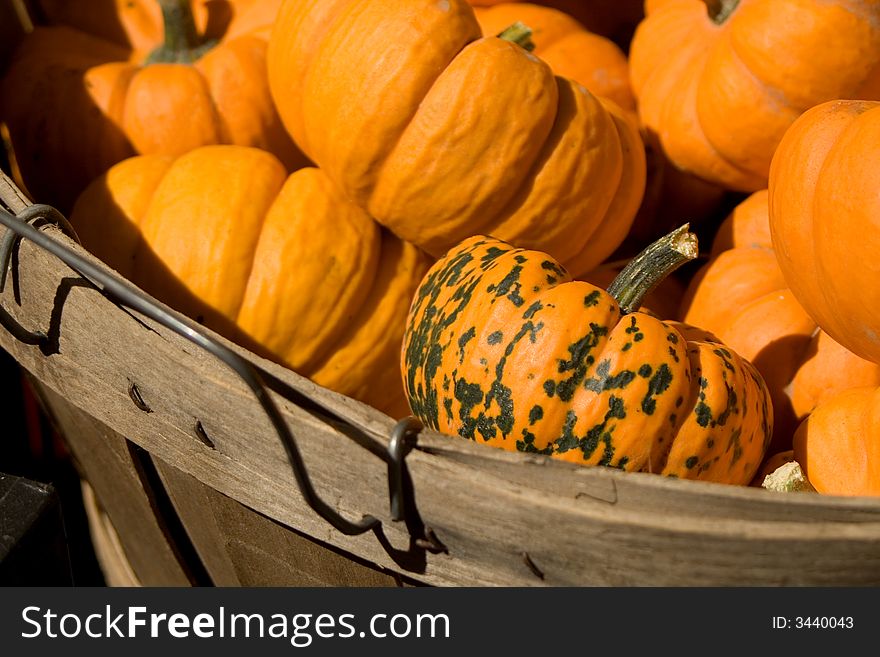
left=365, top=19, right=552, bottom=230
left=367, top=36, right=560, bottom=249
left=301, top=0, right=483, bottom=206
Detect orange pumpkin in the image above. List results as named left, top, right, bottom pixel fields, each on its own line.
left=402, top=227, right=773, bottom=485
left=629, top=0, right=880, bottom=192
left=471, top=2, right=635, bottom=111
left=793, top=386, right=880, bottom=496
left=469, top=0, right=646, bottom=50
left=69, top=146, right=430, bottom=417
left=681, top=190, right=880, bottom=452
left=266, top=0, right=645, bottom=278
left=769, top=99, right=880, bottom=364
left=0, top=0, right=305, bottom=213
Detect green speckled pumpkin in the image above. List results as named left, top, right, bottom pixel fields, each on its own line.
left=402, top=230, right=773, bottom=485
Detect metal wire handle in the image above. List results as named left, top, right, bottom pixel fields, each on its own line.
left=0, top=202, right=429, bottom=542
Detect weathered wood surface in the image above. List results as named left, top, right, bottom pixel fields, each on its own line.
left=3, top=172, right=880, bottom=586
left=80, top=480, right=142, bottom=587
left=153, top=457, right=409, bottom=587
left=35, top=383, right=195, bottom=585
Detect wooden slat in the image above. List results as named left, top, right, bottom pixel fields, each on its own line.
left=3, top=172, right=880, bottom=586
left=35, top=383, right=193, bottom=586
left=153, top=457, right=405, bottom=587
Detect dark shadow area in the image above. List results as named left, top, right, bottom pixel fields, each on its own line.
left=751, top=333, right=815, bottom=455
left=0, top=348, right=106, bottom=585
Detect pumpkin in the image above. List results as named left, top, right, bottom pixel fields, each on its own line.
left=69, top=146, right=430, bottom=417
left=0, top=0, right=305, bottom=213
left=768, top=99, right=880, bottom=364
left=471, top=2, right=635, bottom=111
left=792, top=386, right=880, bottom=496
left=681, top=190, right=880, bottom=452
left=469, top=0, right=646, bottom=51
left=402, top=227, right=772, bottom=485
left=266, top=0, right=646, bottom=277
left=520, top=1, right=647, bottom=50
left=629, top=0, right=880, bottom=192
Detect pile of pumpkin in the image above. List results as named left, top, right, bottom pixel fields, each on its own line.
left=2, top=0, right=879, bottom=497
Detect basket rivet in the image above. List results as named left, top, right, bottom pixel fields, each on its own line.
left=521, top=551, right=545, bottom=580
left=127, top=381, right=152, bottom=413
left=195, top=420, right=216, bottom=449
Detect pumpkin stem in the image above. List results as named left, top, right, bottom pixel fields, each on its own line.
left=146, top=0, right=218, bottom=64
left=497, top=22, right=536, bottom=52
left=607, top=224, right=698, bottom=314
left=704, top=0, right=740, bottom=25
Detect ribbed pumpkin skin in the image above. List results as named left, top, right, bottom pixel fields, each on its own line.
left=0, top=0, right=304, bottom=213
left=793, top=386, right=880, bottom=496
left=69, top=146, right=430, bottom=417
left=266, top=0, right=645, bottom=277
left=769, top=99, right=880, bottom=364
left=629, top=0, right=880, bottom=192
left=402, top=235, right=772, bottom=485
left=471, top=2, right=635, bottom=111
left=681, top=190, right=880, bottom=451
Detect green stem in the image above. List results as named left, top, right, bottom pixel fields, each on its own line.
left=607, top=224, right=698, bottom=314
left=146, top=0, right=217, bottom=64
left=497, top=22, right=536, bottom=52
left=704, top=0, right=740, bottom=25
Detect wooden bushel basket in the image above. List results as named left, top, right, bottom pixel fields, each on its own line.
left=4, top=175, right=880, bottom=588
left=2, top=3, right=880, bottom=588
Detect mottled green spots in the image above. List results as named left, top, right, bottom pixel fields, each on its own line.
left=454, top=378, right=484, bottom=440
left=455, top=378, right=483, bottom=410
left=641, top=364, right=673, bottom=415
left=667, top=332, right=679, bottom=344
left=685, top=456, right=698, bottom=469
left=458, top=327, right=476, bottom=364
left=622, top=343, right=632, bottom=352
left=529, top=405, right=544, bottom=425
left=486, top=380, right=515, bottom=435
left=638, top=364, right=652, bottom=378
left=443, top=398, right=453, bottom=423
left=584, top=291, right=601, bottom=307
left=699, top=377, right=709, bottom=389
left=695, top=401, right=713, bottom=427
left=714, top=348, right=736, bottom=372
left=607, top=396, right=626, bottom=419
left=523, top=300, right=543, bottom=319
left=487, top=331, right=503, bottom=345
left=668, top=346, right=680, bottom=362
left=517, top=429, right=553, bottom=454
left=634, top=332, right=644, bottom=342
left=476, top=415, right=498, bottom=441
left=514, top=255, right=527, bottom=264
left=584, top=359, right=636, bottom=394
left=544, top=379, right=556, bottom=397
left=481, top=247, right=509, bottom=269
left=548, top=323, right=609, bottom=401
left=541, top=260, right=567, bottom=279
left=487, top=265, right=525, bottom=307
left=726, top=427, right=743, bottom=464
